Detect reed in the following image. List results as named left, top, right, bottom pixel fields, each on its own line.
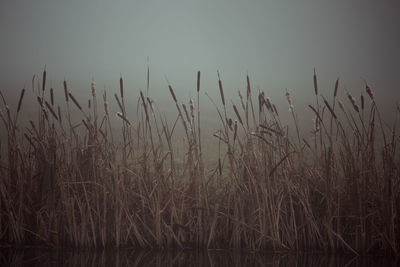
left=0, top=69, right=398, bottom=255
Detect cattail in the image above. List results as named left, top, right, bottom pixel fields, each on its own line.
left=117, top=112, right=131, bottom=125
left=227, top=118, right=233, bottom=130
left=314, top=116, right=319, bottom=132
left=238, top=90, right=245, bottom=111
left=17, top=89, right=25, bottom=113
left=63, top=80, right=69, bottom=102
left=334, top=78, right=339, bottom=98
left=233, top=104, right=243, bottom=125
left=258, top=92, right=264, bottom=113
left=42, top=65, right=46, bottom=92
left=313, top=68, right=318, bottom=95
left=353, top=103, right=359, bottom=113
left=88, top=99, right=91, bottom=109
left=189, top=98, right=195, bottom=118
left=347, top=92, right=359, bottom=112
left=361, top=94, right=364, bottom=110
left=217, top=71, right=225, bottom=106
left=69, top=92, right=82, bottom=110
left=323, top=96, right=337, bottom=119
left=168, top=85, right=177, bottom=103
left=31, top=74, right=36, bottom=92
left=57, top=106, right=62, bottom=124
left=365, top=84, right=374, bottom=100
left=197, top=71, right=200, bottom=92
left=50, top=88, right=54, bottom=106
left=246, top=75, right=251, bottom=100
left=45, top=101, right=58, bottom=120
left=119, top=76, right=124, bottom=99
left=285, top=91, right=292, bottom=106
left=103, top=91, right=109, bottom=115
left=218, top=158, right=222, bottom=175
left=91, top=80, right=96, bottom=97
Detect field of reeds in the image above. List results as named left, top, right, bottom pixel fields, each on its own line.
left=0, top=68, right=399, bottom=255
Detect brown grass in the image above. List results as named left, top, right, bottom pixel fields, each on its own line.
left=0, top=68, right=399, bottom=255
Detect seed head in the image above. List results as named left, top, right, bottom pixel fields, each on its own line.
left=91, top=80, right=96, bottom=97
left=366, top=84, right=374, bottom=101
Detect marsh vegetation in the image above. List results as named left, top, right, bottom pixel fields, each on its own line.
left=0, top=69, right=399, bottom=255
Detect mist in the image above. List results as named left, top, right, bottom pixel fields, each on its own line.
left=1, top=0, right=400, bottom=131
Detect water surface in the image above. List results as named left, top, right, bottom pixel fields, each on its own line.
left=0, top=249, right=397, bottom=266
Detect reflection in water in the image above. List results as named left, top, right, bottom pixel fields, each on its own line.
left=0, top=249, right=397, bottom=267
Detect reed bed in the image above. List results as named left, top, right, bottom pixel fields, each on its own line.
left=0, top=68, right=399, bottom=255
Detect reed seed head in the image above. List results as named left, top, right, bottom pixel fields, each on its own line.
left=17, top=89, right=25, bottom=113
left=69, top=92, right=82, bottom=110
left=334, top=78, right=339, bottom=98
left=218, top=72, right=225, bottom=106
left=285, top=91, right=292, bottom=106
left=91, top=80, right=96, bottom=98
left=119, top=76, right=124, bottom=99
left=189, top=98, right=195, bottom=118
left=50, top=88, right=54, bottom=106
left=346, top=92, right=359, bottom=112
left=246, top=75, right=251, bottom=99
left=57, top=105, right=62, bottom=124
left=42, top=65, right=46, bottom=92
left=197, top=71, right=200, bottom=93
left=313, top=68, right=318, bottom=95
left=361, top=94, right=364, bottom=110
left=63, top=80, right=69, bottom=102
left=168, top=85, right=177, bottom=103
left=323, top=96, right=337, bottom=119
left=366, top=84, right=374, bottom=101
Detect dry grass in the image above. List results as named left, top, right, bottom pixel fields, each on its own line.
left=0, top=68, right=399, bottom=255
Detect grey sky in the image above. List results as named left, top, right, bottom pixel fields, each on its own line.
left=1, top=0, right=399, bottom=121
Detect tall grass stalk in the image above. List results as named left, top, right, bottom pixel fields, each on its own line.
left=0, top=70, right=398, bottom=255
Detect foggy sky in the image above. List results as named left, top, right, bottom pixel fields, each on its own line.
left=1, top=0, right=399, bottom=122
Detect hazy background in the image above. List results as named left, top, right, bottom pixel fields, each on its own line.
left=1, top=0, right=399, bottom=132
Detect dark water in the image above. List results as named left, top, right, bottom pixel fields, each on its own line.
left=0, top=249, right=397, bottom=267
